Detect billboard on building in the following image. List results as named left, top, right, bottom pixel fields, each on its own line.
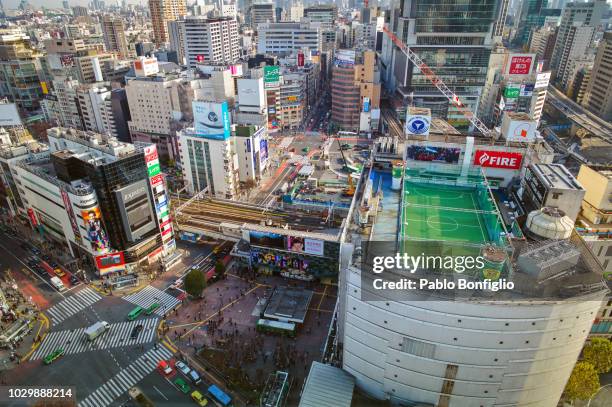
left=405, top=114, right=431, bottom=136
left=134, top=57, right=159, bottom=77
left=95, top=252, right=125, bottom=275
left=473, top=150, right=523, bottom=170
left=229, top=64, right=243, bottom=77
left=260, top=139, right=269, bottom=163
left=249, top=231, right=285, bottom=249
left=534, top=72, right=551, bottom=89
left=520, top=84, right=534, bottom=97
left=238, top=78, right=265, bottom=107
left=0, top=103, right=21, bottom=127
left=406, top=145, right=460, bottom=164
left=263, top=65, right=280, bottom=85
left=298, top=52, right=305, bottom=67
left=193, top=101, right=231, bottom=140
left=503, top=86, right=520, bottom=99
left=334, top=49, right=355, bottom=67
left=287, top=236, right=325, bottom=256
left=81, top=207, right=110, bottom=253
left=363, top=97, right=370, bottom=113
left=61, top=189, right=82, bottom=244
left=115, top=180, right=157, bottom=242
left=506, top=54, right=534, bottom=75
left=501, top=115, right=537, bottom=143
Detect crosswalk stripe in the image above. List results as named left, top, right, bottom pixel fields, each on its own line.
left=30, top=319, right=159, bottom=360
left=77, top=345, right=175, bottom=407
left=122, top=286, right=181, bottom=317
left=46, top=287, right=102, bottom=326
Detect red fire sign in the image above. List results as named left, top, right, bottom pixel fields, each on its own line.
left=474, top=150, right=523, bottom=170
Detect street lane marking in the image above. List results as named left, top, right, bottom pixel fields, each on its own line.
left=46, top=287, right=102, bottom=326
left=154, top=385, right=169, bottom=401
left=122, top=285, right=180, bottom=317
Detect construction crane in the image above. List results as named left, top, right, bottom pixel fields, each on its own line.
left=382, top=25, right=493, bottom=138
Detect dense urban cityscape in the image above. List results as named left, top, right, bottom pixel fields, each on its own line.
left=0, top=0, right=611, bottom=406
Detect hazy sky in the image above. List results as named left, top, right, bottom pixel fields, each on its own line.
left=3, top=0, right=148, bottom=9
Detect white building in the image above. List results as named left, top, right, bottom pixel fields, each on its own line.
left=76, top=84, right=116, bottom=136
left=183, top=16, right=240, bottom=69
left=555, top=24, right=595, bottom=91
left=177, top=127, right=239, bottom=199
left=257, top=22, right=321, bottom=56
left=289, top=2, right=304, bottom=22
left=191, top=65, right=236, bottom=104
left=303, top=4, right=337, bottom=30
left=44, top=77, right=83, bottom=130
left=234, top=125, right=268, bottom=184
left=236, top=76, right=267, bottom=127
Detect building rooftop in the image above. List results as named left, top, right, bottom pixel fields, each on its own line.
left=263, top=287, right=313, bottom=324
left=531, top=163, right=584, bottom=190
left=298, top=362, right=354, bottom=407
left=47, top=127, right=136, bottom=161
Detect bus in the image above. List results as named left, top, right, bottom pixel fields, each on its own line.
left=127, top=306, right=144, bottom=321
left=145, top=303, right=160, bottom=315
left=208, top=384, right=231, bottom=407
left=337, top=131, right=357, bottom=137
left=256, top=319, right=296, bottom=338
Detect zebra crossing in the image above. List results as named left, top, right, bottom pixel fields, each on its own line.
left=30, top=318, right=158, bottom=360
left=78, top=345, right=174, bottom=407
left=122, top=285, right=180, bottom=316
left=46, top=287, right=102, bottom=326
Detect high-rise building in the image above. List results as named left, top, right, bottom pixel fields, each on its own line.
left=148, top=0, right=187, bottom=46
left=289, top=2, right=303, bottom=22
left=331, top=50, right=381, bottom=132
left=183, top=16, right=240, bottom=69
left=515, top=0, right=549, bottom=47
left=250, top=2, right=275, bottom=30
left=257, top=22, right=321, bottom=56
left=529, top=24, right=557, bottom=70
left=71, top=5, right=88, bottom=17
left=550, top=0, right=608, bottom=82
left=0, top=30, right=45, bottom=113
left=76, top=83, right=132, bottom=143
left=167, top=19, right=185, bottom=65
left=125, top=58, right=193, bottom=162
left=555, top=24, right=596, bottom=90
left=381, top=0, right=503, bottom=130
left=101, top=15, right=129, bottom=59
left=584, top=31, right=612, bottom=121
left=303, top=4, right=337, bottom=30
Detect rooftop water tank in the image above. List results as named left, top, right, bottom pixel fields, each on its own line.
left=526, top=207, right=574, bottom=240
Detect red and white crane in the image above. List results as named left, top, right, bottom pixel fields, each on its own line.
left=382, top=25, right=493, bottom=138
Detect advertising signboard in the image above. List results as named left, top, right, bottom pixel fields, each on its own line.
left=363, top=97, right=370, bottom=113
left=61, top=189, right=82, bottom=244
left=520, top=84, right=534, bottom=97
left=507, top=54, right=534, bottom=75
left=27, top=208, right=38, bottom=227
left=297, top=52, right=304, bottom=67
left=229, top=64, right=243, bottom=77
left=134, top=57, right=159, bottom=77
left=287, top=236, right=325, bottom=256
left=115, top=180, right=156, bottom=242
left=334, top=49, right=356, bottom=67
left=263, top=66, right=280, bottom=84
left=534, top=72, right=551, bottom=89
left=249, top=231, right=285, bottom=250
left=501, top=116, right=537, bottom=143
left=81, top=207, right=110, bottom=253
left=406, top=145, right=460, bottom=164
left=504, top=86, right=520, bottom=98
left=473, top=150, right=523, bottom=170
left=96, top=252, right=125, bottom=274
left=260, top=139, right=268, bottom=163
left=405, top=115, right=431, bottom=136
left=193, top=101, right=231, bottom=140
left=147, top=162, right=161, bottom=177
left=150, top=173, right=164, bottom=188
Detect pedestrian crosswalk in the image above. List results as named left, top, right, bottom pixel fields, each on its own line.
left=77, top=345, right=174, bottom=407
left=46, top=287, right=102, bottom=326
left=122, top=285, right=180, bottom=316
left=30, top=318, right=158, bottom=360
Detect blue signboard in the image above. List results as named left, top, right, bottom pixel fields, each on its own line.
left=193, top=100, right=231, bottom=140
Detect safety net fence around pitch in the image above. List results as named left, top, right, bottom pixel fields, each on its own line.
left=398, top=164, right=511, bottom=268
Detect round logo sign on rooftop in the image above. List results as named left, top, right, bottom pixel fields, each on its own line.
left=406, top=115, right=431, bottom=135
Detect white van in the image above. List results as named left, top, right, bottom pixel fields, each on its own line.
left=50, top=276, right=65, bottom=292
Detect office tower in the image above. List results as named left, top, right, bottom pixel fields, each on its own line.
left=250, top=2, right=275, bottom=30
left=102, top=15, right=129, bottom=59
left=515, top=0, right=549, bottom=47
left=303, top=4, right=338, bottom=30
left=167, top=20, right=185, bottom=65
left=380, top=0, right=503, bottom=129
left=529, top=25, right=557, bottom=70
left=289, top=2, right=303, bottom=22
left=331, top=50, right=381, bottom=131
left=183, top=16, right=240, bottom=69
left=550, top=0, right=608, bottom=81
left=77, top=84, right=132, bottom=143
left=148, top=0, right=187, bottom=46
left=0, top=29, right=44, bottom=113
left=72, top=5, right=88, bottom=16
left=584, top=31, right=612, bottom=121
left=556, top=24, right=596, bottom=90
left=257, top=22, right=321, bottom=56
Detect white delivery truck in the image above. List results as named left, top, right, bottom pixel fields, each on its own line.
left=50, top=276, right=65, bottom=292
left=84, top=321, right=110, bottom=341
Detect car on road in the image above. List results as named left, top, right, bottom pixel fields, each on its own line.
left=130, top=324, right=143, bottom=339
left=54, top=268, right=65, bottom=277
left=176, top=361, right=191, bottom=375
left=157, top=360, right=173, bottom=375
left=188, top=369, right=202, bottom=385
left=191, top=391, right=208, bottom=406
left=69, top=275, right=79, bottom=285
left=174, top=377, right=191, bottom=394
left=43, top=348, right=65, bottom=365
